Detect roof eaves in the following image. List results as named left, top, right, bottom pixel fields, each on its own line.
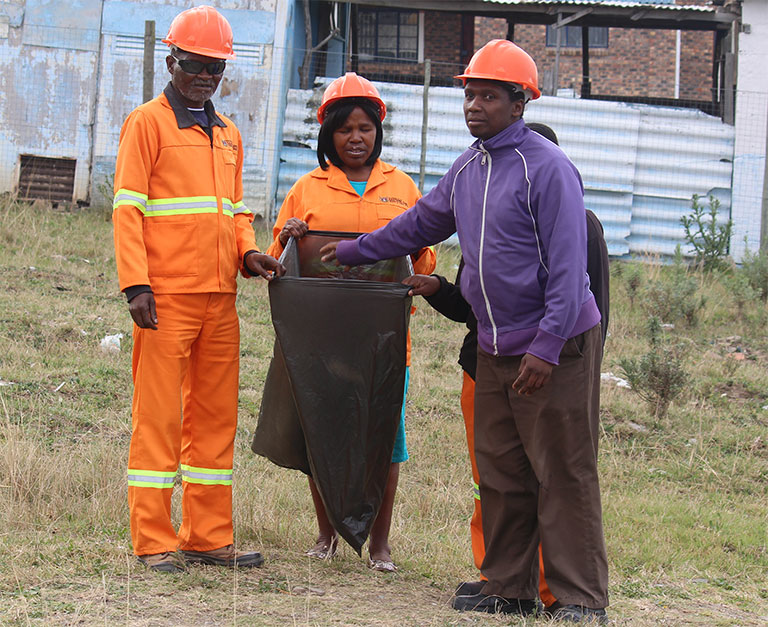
left=481, top=0, right=715, bottom=12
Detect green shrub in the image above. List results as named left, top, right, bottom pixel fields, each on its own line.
left=641, top=247, right=706, bottom=326
left=619, top=316, right=689, bottom=420
left=680, top=194, right=733, bottom=273
left=740, top=240, right=768, bottom=303
left=95, top=172, right=115, bottom=210
left=623, top=262, right=644, bottom=307
left=730, top=271, right=758, bottom=321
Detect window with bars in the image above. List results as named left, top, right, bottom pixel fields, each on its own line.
left=358, top=9, right=419, bottom=61
left=545, top=26, right=609, bottom=49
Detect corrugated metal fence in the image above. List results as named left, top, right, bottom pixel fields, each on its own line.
left=278, top=78, right=734, bottom=258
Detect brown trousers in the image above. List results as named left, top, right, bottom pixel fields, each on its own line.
left=461, top=372, right=557, bottom=607
left=474, top=324, right=608, bottom=608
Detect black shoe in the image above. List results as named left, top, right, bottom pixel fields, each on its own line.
left=454, top=580, right=486, bottom=596
left=451, top=592, right=538, bottom=615
left=545, top=603, right=608, bottom=624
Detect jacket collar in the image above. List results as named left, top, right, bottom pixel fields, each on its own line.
left=311, top=159, right=393, bottom=195
left=163, top=82, right=226, bottom=130
left=471, top=118, right=527, bottom=154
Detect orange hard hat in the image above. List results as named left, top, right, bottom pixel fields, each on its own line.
left=162, top=5, right=236, bottom=60
left=455, top=39, right=541, bottom=100
left=317, top=72, right=387, bottom=123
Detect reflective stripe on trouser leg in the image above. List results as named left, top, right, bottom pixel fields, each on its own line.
left=127, top=469, right=176, bottom=555
left=177, top=292, right=239, bottom=552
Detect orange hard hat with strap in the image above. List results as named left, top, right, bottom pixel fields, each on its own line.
left=455, top=39, right=541, bottom=101
left=162, top=5, right=236, bottom=60
left=317, top=72, right=387, bottom=123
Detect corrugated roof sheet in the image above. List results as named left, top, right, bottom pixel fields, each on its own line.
left=278, top=78, right=734, bottom=259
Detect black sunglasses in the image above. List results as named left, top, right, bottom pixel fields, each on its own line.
left=172, top=54, right=226, bottom=76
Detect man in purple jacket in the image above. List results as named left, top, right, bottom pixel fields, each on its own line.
left=321, top=40, right=608, bottom=623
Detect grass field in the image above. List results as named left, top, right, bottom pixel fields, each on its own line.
left=1, top=199, right=767, bottom=625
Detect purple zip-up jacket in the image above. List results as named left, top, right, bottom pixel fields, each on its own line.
left=337, top=119, right=600, bottom=365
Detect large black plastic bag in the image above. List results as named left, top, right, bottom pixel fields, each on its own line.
left=252, top=231, right=413, bottom=553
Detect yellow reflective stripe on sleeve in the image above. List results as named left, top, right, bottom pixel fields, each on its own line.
left=145, top=196, right=218, bottom=216
left=113, top=188, right=148, bottom=211
left=232, top=200, right=252, bottom=215
left=127, top=468, right=176, bottom=489
left=180, top=464, right=233, bottom=486
left=115, top=193, right=242, bottom=218
left=473, top=481, right=481, bottom=501
left=222, top=199, right=252, bottom=218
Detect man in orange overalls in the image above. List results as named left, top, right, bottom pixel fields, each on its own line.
left=112, top=5, right=283, bottom=573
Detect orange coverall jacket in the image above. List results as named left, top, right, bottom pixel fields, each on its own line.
left=267, top=159, right=436, bottom=364
left=113, top=85, right=258, bottom=294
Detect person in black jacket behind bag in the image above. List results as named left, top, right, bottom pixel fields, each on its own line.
left=402, top=122, right=609, bottom=613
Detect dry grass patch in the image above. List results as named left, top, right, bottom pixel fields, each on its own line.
left=1, top=200, right=767, bottom=625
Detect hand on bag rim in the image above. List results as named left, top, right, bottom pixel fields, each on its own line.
left=401, top=274, right=440, bottom=297
left=246, top=252, right=286, bottom=280
left=319, top=241, right=340, bottom=264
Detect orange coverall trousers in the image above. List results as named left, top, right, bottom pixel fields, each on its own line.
left=461, top=372, right=555, bottom=606
left=128, top=293, right=239, bottom=556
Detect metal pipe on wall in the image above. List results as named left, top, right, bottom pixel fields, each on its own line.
left=675, top=30, right=681, bottom=100
left=418, top=59, right=431, bottom=194
left=143, top=21, right=155, bottom=104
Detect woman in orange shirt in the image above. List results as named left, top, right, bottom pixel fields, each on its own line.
left=267, top=73, right=435, bottom=572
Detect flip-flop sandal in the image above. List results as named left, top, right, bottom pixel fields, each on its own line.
left=368, top=558, right=398, bottom=573
left=304, top=540, right=337, bottom=560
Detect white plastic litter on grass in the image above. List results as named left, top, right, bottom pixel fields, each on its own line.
left=601, top=372, right=631, bottom=388
left=100, top=333, right=124, bottom=353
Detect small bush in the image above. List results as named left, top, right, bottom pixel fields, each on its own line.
left=619, top=316, right=689, bottom=420
left=680, top=194, right=733, bottom=273
left=623, top=262, right=644, bottom=307
left=740, top=241, right=768, bottom=303
left=95, top=172, right=115, bottom=210
left=730, top=272, right=758, bottom=321
left=641, top=247, right=706, bottom=326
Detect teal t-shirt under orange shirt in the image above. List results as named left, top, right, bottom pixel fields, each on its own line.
left=349, top=180, right=367, bottom=196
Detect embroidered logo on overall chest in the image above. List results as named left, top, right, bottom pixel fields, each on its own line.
left=379, top=196, right=408, bottom=208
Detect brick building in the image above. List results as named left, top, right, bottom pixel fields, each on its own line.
left=474, top=11, right=713, bottom=100
left=338, top=0, right=726, bottom=108
left=351, top=9, right=469, bottom=84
